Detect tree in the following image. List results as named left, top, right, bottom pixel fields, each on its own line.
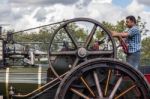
left=136, top=16, right=150, bottom=65
left=137, top=16, right=149, bottom=36
left=141, top=37, right=150, bottom=65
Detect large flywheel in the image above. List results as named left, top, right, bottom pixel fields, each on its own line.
left=55, top=58, right=150, bottom=99
left=48, top=18, right=117, bottom=77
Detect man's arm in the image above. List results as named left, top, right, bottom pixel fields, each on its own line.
left=111, top=31, right=129, bottom=38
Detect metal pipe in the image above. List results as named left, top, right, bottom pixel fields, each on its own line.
left=0, top=26, right=2, bottom=38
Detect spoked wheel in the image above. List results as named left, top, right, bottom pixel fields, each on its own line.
left=55, top=58, right=150, bottom=99
left=48, top=18, right=117, bottom=77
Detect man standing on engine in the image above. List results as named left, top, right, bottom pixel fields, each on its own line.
left=111, top=15, right=141, bottom=69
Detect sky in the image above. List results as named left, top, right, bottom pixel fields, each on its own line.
left=0, top=0, right=150, bottom=36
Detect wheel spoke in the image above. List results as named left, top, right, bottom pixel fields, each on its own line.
left=72, top=57, right=79, bottom=68
left=80, top=76, right=96, bottom=97
left=109, top=77, right=123, bottom=98
left=50, top=51, right=76, bottom=55
left=93, top=71, right=103, bottom=98
left=88, top=50, right=113, bottom=55
left=70, top=88, right=90, bottom=99
left=114, top=84, right=136, bottom=99
left=84, top=24, right=97, bottom=48
left=104, top=69, right=112, bottom=96
left=64, top=26, right=78, bottom=48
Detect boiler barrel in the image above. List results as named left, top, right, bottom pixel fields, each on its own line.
left=0, top=66, right=49, bottom=99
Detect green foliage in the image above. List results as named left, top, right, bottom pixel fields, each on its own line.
left=102, top=21, right=115, bottom=31
left=101, top=20, right=125, bottom=32
left=13, top=27, right=53, bottom=51
left=137, top=16, right=149, bottom=36
left=14, top=27, right=52, bottom=42
left=115, top=20, right=126, bottom=32
left=141, top=37, right=150, bottom=65
left=141, top=37, right=150, bottom=59
left=67, top=23, right=87, bottom=41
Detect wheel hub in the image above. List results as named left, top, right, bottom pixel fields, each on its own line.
left=77, top=47, right=87, bottom=58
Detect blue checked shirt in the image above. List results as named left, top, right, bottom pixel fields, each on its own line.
left=126, top=26, right=141, bottom=53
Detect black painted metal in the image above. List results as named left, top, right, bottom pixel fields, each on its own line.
left=48, top=18, right=117, bottom=78
left=55, top=58, right=150, bottom=99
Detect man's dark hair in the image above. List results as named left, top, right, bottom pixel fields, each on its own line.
left=126, top=15, right=136, bottom=24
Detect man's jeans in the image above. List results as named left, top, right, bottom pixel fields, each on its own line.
left=126, top=51, right=140, bottom=69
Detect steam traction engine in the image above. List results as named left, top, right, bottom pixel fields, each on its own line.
left=0, top=18, right=150, bottom=99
